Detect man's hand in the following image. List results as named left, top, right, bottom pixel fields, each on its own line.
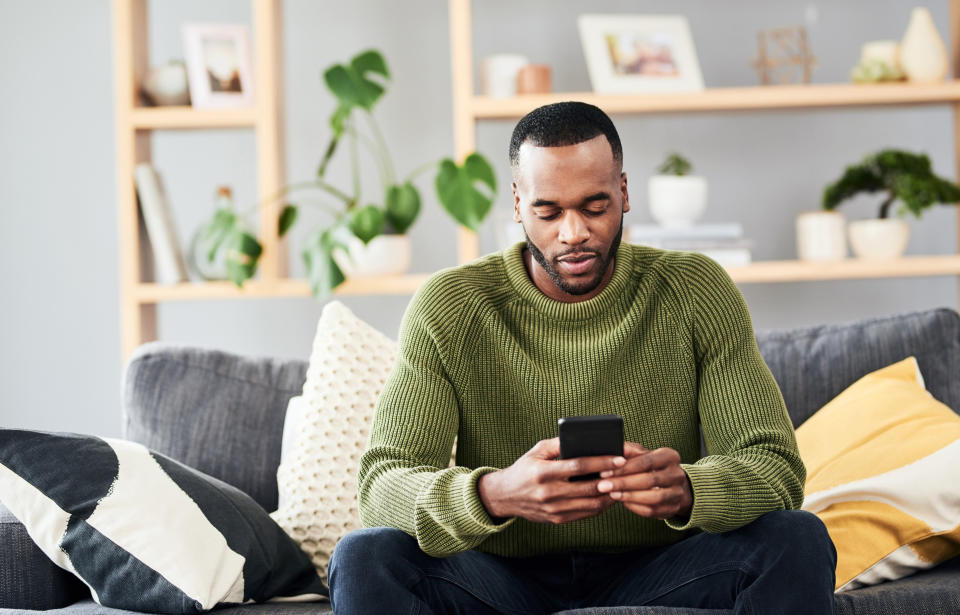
left=477, top=438, right=626, bottom=524
left=595, top=442, right=693, bottom=520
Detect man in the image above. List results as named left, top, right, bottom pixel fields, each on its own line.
left=329, top=102, right=837, bottom=614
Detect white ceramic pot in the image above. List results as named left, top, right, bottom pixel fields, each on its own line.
left=796, top=211, right=847, bottom=261
left=848, top=219, right=910, bottom=259
left=647, top=175, right=707, bottom=228
left=332, top=234, right=412, bottom=277
left=141, top=61, right=190, bottom=106
left=900, top=7, right=948, bottom=83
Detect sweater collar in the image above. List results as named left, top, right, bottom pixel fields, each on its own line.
left=502, top=241, right=634, bottom=321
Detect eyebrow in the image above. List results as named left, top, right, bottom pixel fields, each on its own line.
left=532, top=192, right=611, bottom=207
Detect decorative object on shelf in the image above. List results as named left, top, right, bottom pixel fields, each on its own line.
left=331, top=234, right=411, bottom=277
left=188, top=185, right=260, bottom=282
left=796, top=211, right=847, bottom=261
left=194, top=49, right=496, bottom=299
left=647, top=152, right=707, bottom=228
left=516, top=64, right=552, bottom=95
left=851, top=41, right=905, bottom=83
left=822, top=149, right=960, bottom=259
left=182, top=23, right=255, bottom=108
left=140, top=60, right=190, bottom=106
left=480, top=53, right=529, bottom=97
left=133, top=163, right=189, bottom=284
left=629, top=223, right=751, bottom=267
left=578, top=15, right=704, bottom=93
left=751, top=26, right=817, bottom=85
left=899, top=7, right=948, bottom=83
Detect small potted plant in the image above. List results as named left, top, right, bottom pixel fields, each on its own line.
left=647, top=152, right=707, bottom=228
left=193, top=49, right=497, bottom=299
left=822, top=149, right=960, bottom=259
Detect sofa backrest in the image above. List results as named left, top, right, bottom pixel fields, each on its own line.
left=756, top=307, right=960, bottom=428
left=122, top=342, right=307, bottom=512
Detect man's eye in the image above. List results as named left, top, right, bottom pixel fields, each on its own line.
left=539, top=213, right=560, bottom=220
left=585, top=209, right=605, bottom=216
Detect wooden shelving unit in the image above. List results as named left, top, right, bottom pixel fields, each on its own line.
left=448, top=0, right=960, bottom=300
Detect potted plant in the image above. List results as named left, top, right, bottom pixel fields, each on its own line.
left=192, top=49, right=497, bottom=299
left=822, top=149, right=960, bottom=259
left=647, top=152, right=707, bottom=228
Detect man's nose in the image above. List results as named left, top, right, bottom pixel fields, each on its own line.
left=558, top=212, right=590, bottom=244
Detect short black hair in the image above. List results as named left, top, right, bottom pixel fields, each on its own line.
left=509, top=101, right=622, bottom=170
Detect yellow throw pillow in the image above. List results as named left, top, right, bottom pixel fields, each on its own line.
left=796, top=356, right=960, bottom=591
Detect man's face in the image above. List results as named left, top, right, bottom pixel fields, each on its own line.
left=512, top=135, right=630, bottom=301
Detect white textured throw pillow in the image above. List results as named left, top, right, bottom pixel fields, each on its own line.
left=271, top=301, right=398, bottom=584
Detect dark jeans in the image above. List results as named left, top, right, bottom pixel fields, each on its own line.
left=328, top=510, right=837, bottom=615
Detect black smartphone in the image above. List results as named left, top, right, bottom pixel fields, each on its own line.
left=557, top=414, right=625, bottom=481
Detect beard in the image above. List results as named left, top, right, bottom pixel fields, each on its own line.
left=523, top=217, right=623, bottom=296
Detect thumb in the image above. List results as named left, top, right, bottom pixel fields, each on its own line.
left=529, top=437, right=561, bottom=460
left=623, top=441, right=649, bottom=457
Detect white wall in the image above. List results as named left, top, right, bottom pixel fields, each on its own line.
left=1, top=0, right=955, bottom=437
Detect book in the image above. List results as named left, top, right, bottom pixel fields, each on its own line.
left=635, top=237, right=753, bottom=251
left=628, top=223, right=744, bottom=242
left=134, top=163, right=189, bottom=284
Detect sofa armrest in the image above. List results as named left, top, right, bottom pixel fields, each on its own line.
left=0, top=500, right=88, bottom=609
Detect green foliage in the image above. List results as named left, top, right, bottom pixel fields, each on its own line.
left=656, top=152, right=692, bottom=176
left=194, top=49, right=497, bottom=300
left=822, top=149, right=960, bottom=219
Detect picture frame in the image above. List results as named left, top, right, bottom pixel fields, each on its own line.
left=181, top=23, right=255, bottom=108
left=578, top=15, right=704, bottom=94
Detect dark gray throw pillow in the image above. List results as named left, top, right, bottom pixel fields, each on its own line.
left=0, top=430, right=328, bottom=614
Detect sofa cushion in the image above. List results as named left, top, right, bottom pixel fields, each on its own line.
left=796, top=357, right=960, bottom=590
left=122, top=342, right=308, bottom=511
left=0, top=500, right=88, bottom=610
left=0, top=430, right=327, bottom=614
left=756, top=307, right=960, bottom=428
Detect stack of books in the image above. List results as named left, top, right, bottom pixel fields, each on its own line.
left=627, top=223, right=752, bottom=267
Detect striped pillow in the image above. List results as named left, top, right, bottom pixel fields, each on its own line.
left=0, top=430, right=327, bottom=613
left=797, top=357, right=960, bottom=591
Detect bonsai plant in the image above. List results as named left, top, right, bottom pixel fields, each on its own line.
left=193, top=49, right=497, bottom=299
left=822, top=149, right=960, bottom=258
left=647, top=152, right=707, bottom=228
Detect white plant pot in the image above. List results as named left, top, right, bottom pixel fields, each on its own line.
left=796, top=211, right=847, bottom=261
left=141, top=61, right=190, bottom=106
left=647, top=175, right=707, bottom=228
left=332, top=234, right=412, bottom=277
left=900, top=7, right=948, bottom=83
left=848, top=219, right=910, bottom=259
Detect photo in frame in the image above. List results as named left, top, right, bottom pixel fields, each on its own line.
left=182, top=23, right=255, bottom=108
left=578, top=15, right=704, bottom=94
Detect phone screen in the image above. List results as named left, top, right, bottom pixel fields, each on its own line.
left=558, top=414, right=624, bottom=481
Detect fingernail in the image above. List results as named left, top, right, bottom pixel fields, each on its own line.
left=597, top=480, right=612, bottom=492
left=613, top=456, right=626, bottom=466
left=599, top=470, right=613, bottom=478
left=611, top=491, right=622, bottom=499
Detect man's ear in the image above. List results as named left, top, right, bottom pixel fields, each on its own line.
left=512, top=182, right=522, bottom=222
left=620, top=172, right=630, bottom=214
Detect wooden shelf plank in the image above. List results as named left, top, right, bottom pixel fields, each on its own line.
left=134, top=273, right=431, bottom=302
left=471, top=81, right=960, bottom=118
left=727, top=255, right=960, bottom=283
left=131, top=106, right=258, bottom=129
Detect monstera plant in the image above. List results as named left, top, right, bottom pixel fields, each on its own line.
left=195, top=49, right=497, bottom=299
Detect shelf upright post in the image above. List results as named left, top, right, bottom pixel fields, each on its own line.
left=449, top=0, right=480, bottom=264
left=113, top=0, right=157, bottom=360
left=950, top=0, right=960, bottom=309
left=253, top=0, right=288, bottom=283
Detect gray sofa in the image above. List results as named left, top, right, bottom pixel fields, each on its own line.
left=3, top=307, right=960, bottom=615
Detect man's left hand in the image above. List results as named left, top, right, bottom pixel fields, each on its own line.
left=595, top=442, right=693, bottom=520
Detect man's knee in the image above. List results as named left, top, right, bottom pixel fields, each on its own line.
left=748, top=510, right=836, bottom=565
left=330, top=527, right=421, bottom=579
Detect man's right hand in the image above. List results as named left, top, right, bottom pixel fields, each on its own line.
left=476, top=437, right=626, bottom=524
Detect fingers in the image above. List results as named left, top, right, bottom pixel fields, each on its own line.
left=540, top=454, right=626, bottom=481
left=605, top=447, right=680, bottom=476
left=597, top=463, right=687, bottom=493
left=536, top=496, right=616, bottom=524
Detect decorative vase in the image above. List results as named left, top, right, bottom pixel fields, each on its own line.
left=899, top=7, right=948, bottom=83
left=647, top=175, right=707, bottom=228
left=848, top=219, right=910, bottom=259
left=332, top=234, right=412, bottom=277
left=796, top=211, right=847, bottom=261
left=141, top=61, right=191, bottom=106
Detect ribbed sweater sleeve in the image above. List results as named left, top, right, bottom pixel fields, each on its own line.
left=665, top=253, right=806, bottom=533
left=357, top=277, right=514, bottom=557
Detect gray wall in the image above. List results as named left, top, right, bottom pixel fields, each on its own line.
left=1, top=0, right=956, bottom=437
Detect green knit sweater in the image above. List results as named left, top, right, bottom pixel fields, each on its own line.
left=358, top=241, right=804, bottom=558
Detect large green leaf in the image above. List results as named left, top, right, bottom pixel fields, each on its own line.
left=302, top=229, right=347, bottom=300
left=225, top=231, right=263, bottom=287
left=348, top=204, right=385, bottom=244
left=435, top=153, right=497, bottom=231
left=385, top=182, right=421, bottom=234
left=202, top=208, right=239, bottom=263
left=322, top=49, right=389, bottom=112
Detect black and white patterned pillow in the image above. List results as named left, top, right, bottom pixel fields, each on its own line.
left=0, top=430, right=327, bottom=614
